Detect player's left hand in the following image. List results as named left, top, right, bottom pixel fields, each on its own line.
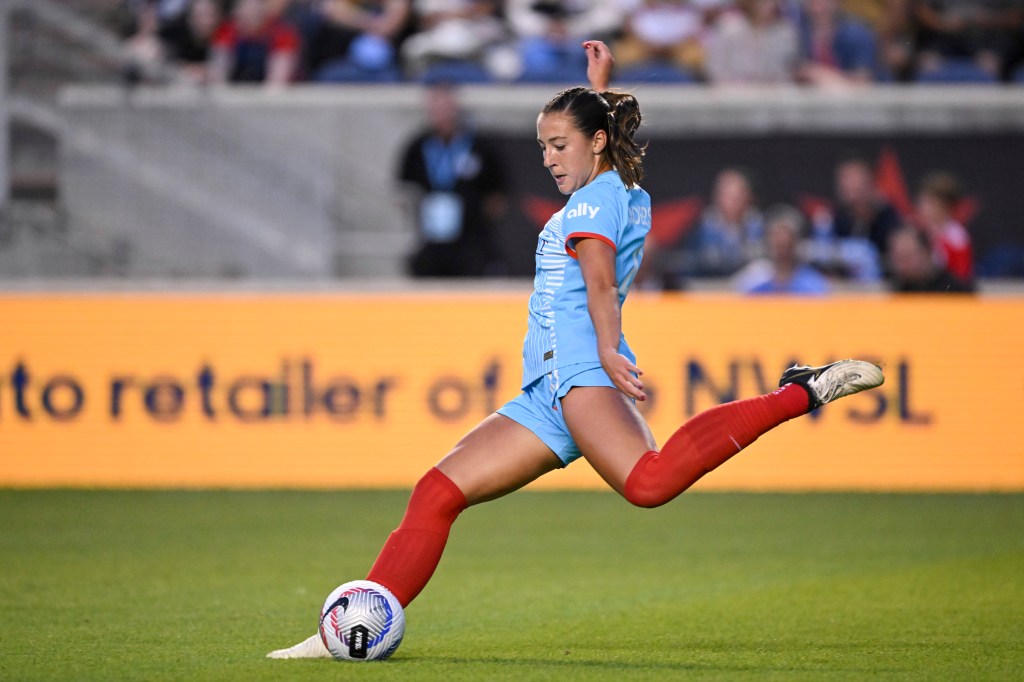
left=583, top=40, right=614, bottom=92
left=601, top=352, right=646, bottom=401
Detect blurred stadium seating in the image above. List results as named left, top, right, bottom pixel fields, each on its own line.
left=1, top=1, right=1023, bottom=286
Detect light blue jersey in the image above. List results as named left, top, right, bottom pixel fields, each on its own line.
left=520, top=170, right=652, bottom=391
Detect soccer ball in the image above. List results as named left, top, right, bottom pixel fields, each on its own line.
left=318, top=580, right=405, bottom=661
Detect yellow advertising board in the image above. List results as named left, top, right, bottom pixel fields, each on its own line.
left=0, top=293, right=1021, bottom=490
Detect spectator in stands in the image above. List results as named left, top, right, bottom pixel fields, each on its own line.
left=911, top=0, right=1024, bottom=80
left=123, top=0, right=168, bottom=83
left=397, top=83, right=508, bottom=277
left=613, top=0, right=705, bottom=78
left=832, top=155, right=901, bottom=256
left=705, top=0, right=799, bottom=84
left=122, top=0, right=191, bottom=28
left=658, top=168, right=765, bottom=286
left=806, top=155, right=896, bottom=282
left=400, top=0, right=506, bottom=79
left=301, top=0, right=410, bottom=81
left=887, top=226, right=974, bottom=292
left=736, top=204, right=831, bottom=295
left=267, top=0, right=307, bottom=23
left=797, top=0, right=880, bottom=85
left=842, top=0, right=892, bottom=28
left=208, top=0, right=301, bottom=85
left=842, top=0, right=915, bottom=80
left=159, top=0, right=223, bottom=84
left=692, top=0, right=734, bottom=25
left=916, top=171, right=974, bottom=285
left=158, top=0, right=191, bottom=22
left=505, top=0, right=623, bottom=82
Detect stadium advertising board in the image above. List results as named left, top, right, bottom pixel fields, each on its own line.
left=1, top=294, right=1021, bottom=490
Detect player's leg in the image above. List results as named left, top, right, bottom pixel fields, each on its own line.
left=435, top=413, right=563, bottom=505
left=562, top=385, right=657, bottom=493
left=365, top=413, right=560, bottom=607
left=267, top=414, right=559, bottom=659
left=566, top=360, right=884, bottom=508
left=561, top=386, right=656, bottom=494
left=565, top=382, right=808, bottom=503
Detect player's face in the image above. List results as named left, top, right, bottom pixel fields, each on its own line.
left=537, top=112, right=608, bottom=196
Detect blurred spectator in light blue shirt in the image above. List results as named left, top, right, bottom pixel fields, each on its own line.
left=805, top=155, right=894, bottom=282
left=737, top=205, right=831, bottom=295
left=797, top=0, right=881, bottom=85
left=302, top=0, right=410, bottom=82
left=506, top=0, right=623, bottom=82
left=685, top=168, right=765, bottom=277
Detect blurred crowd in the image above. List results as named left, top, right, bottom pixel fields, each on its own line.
left=119, top=0, right=1024, bottom=87
left=644, top=159, right=977, bottom=294
left=397, top=84, right=977, bottom=292
left=116, top=0, right=999, bottom=292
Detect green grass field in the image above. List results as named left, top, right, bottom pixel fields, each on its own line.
left=1, top=490, right=1021, bottom=681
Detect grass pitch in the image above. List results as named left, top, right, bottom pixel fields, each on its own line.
left=0, top=490, right=1021, bottom=681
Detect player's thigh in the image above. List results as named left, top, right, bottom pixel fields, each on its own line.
left=436, top=413, right=561, bottom=506
left=561, top=386, right=656, bottom=495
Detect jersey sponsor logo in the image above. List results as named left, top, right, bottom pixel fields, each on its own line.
left=565, top=202, right=601, bottom=220
left=629, top=206, right=651, bottom=225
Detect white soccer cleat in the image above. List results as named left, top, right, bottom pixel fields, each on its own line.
left=779, top=360, right=884, bottom=410
left=266, top=633, right=332, bottom=659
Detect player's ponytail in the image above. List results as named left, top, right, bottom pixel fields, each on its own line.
left=601, top=91, right=645, bottom=188
left=541, top=87, right=646, bottom=188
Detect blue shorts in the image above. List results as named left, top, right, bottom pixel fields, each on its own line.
left=496, top=363, right=620, bottom=467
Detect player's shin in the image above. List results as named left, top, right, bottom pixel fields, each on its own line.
left=366, top=466, right=468, bottom=607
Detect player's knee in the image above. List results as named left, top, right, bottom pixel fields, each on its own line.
left=622, top=487, right=671, bottom=509
left=621, top=453, right=673, bottom=508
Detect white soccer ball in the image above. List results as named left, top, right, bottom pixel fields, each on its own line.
left=318, top=580, right=405, bottom=661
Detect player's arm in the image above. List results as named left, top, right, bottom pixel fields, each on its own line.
left=575, top=238, right=646, bottom=401
left=583, top=40, right=614, bottom=92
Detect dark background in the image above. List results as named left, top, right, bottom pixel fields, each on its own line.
left=488, top=132, right=1024, bottom=278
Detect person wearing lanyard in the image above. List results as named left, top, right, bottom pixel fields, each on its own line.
left=398, top=82, right=508, bottom=277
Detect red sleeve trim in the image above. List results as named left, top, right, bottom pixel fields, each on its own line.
left=565, top=232, right=617, bottom=259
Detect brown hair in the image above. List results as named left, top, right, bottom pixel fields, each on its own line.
left=919, top=171, right=962, bottom=209
left=541, top=86, right=646, bottom=188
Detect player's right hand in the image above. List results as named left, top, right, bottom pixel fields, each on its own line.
left=583, top=40, right=614, bottom=92
left=601, top=352, right=646, bottom=401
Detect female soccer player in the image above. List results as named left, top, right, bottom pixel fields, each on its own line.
left=269, top=40, right=883, bottom=659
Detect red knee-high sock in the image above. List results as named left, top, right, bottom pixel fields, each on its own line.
left=366, top=467, right=467, bottom=607
left=623, top=384, right=810, bottom=508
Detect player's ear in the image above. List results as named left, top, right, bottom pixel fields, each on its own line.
left=592, top=130, right=607, bottom=156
